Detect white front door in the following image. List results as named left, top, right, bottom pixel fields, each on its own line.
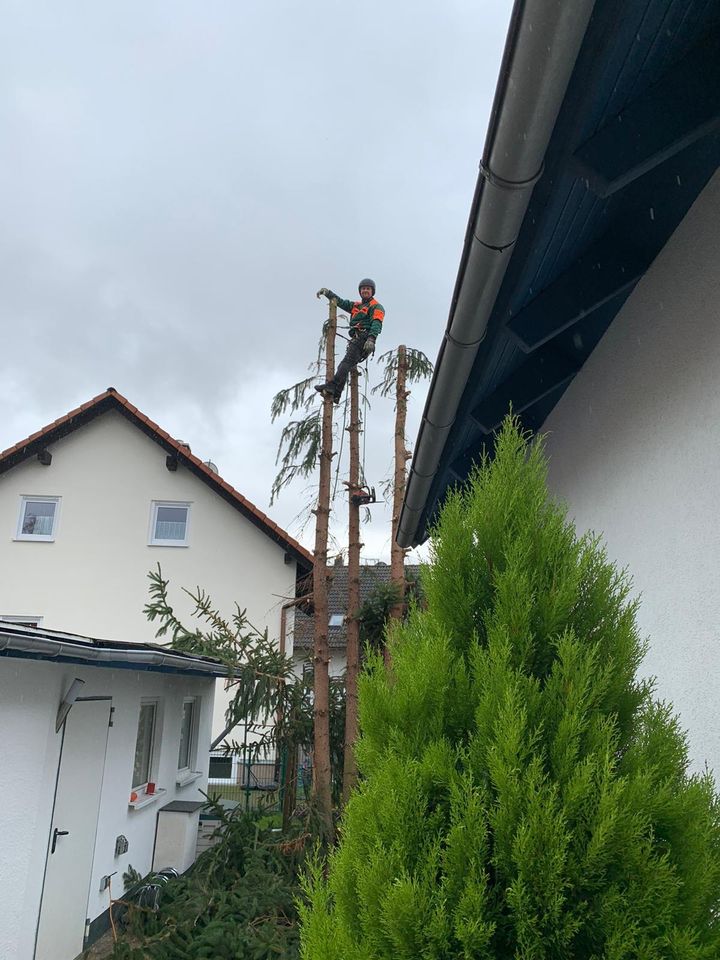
left=35, top=698, right=111, bottom=960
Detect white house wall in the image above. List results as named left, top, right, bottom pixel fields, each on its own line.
left=0, top=656, right=214, bottom=960
left=292, top=649, right=346, bottom=680
left=0, top=410, right=298, bottom=737
left=542, top=170, right=720, bottom=779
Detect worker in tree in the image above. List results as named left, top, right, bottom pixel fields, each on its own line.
left=315, top=278, right=385, bottom=403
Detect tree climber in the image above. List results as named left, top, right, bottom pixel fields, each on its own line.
left=315, top=279, right=385, bottom=403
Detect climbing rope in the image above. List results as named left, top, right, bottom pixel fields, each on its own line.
left=331, top=389, right=349, bottom=501
left=360, top=358, right=370, bottom=486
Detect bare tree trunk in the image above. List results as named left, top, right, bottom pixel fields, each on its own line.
left=312, top=298, right=336, bottom=841
left=342, top=366, right=361, bottom=803
left=390, top=344, right=409, bottom=625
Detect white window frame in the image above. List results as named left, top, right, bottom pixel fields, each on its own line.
left=15, top=496, right=61, bottom=542
left=132, top=699, right=159, bottom=790
left=148, top=501, right=191, bottom=547
left=208, top=751, right=238, bottom=785
left=177, top=697, right=199, bottom=774
left=329, top=613, right=344, bottom=627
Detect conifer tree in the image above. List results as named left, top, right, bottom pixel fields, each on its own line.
left=271, top=295, right=338, bottom=841
left=373, top=345, right=432, bottom=627
left=300, top=417, right=720, bottom=960
left=343, top=366, right=361, bottom=802
left=309, top=295, right=337, bottom=841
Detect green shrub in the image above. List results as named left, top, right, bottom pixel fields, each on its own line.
left=300, top=418, right=720, bottom=959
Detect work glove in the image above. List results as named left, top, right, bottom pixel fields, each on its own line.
left=317, top=287, right=337, bottom=300
left=363, top=336, right=376, bottom=357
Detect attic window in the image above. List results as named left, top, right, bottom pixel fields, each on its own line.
left=329, top=614, right=344, bottom=628
left=149, top=502, right=191, bottom=546
left=0, top=615, right=43, bottom=627
left=16, top=497, right=60, bottom=541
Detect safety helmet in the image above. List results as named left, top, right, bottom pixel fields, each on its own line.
left=358, top=278, right=376, bottom=296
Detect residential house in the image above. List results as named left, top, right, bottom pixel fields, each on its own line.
left=0, top=388, right=313, bottom=742
left=291, top=559, right=422, bottom=678
left=0, top=620, right=226, bottom=960
left=399, top=2, right=720, bottom=776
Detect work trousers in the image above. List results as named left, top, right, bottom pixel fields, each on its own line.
left=332, top=334, right=367, bottom=395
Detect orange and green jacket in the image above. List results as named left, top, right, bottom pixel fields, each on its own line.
left=335, top=296, right=385, bottom=338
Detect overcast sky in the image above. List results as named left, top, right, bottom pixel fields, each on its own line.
left=1, top=0, right=511, bottom=562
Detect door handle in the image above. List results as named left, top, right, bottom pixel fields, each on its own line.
left=51, top=827, right=69, bottom=854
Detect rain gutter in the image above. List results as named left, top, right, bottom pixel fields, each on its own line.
left=0, top=629, right=228, bottom=677
left=397, top=0, right=596, bottom=548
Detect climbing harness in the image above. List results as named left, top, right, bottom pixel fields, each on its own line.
left=326, top=324, right=378, bottom=512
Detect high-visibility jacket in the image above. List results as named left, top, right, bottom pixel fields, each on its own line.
left=335, top=296, right=385, bottom=339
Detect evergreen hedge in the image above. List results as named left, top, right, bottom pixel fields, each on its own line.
left=300, top=419, right=720, bottom=959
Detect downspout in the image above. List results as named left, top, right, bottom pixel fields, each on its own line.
left=279, top=595, right=307, bottom=657
left=397, top=0, right=596, bottom=548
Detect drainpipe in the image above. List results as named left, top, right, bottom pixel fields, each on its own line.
left=397, top=0, right=596, bottom=548
left=279, top=596, right=307, bottom=657
left=209, top=596, right=307, bottom=751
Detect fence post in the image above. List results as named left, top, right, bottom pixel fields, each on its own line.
left=243, top=723, right=251, bottom=813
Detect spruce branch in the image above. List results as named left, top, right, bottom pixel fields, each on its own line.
left=145, top=565, right=294, bottom=737
left=271, top=411, right=321, bottom=504
left=372, top=346, right=433, bottom=399
left=270, top=376, right=318, bottom=421
left=143, top=567, right=346, bottom=797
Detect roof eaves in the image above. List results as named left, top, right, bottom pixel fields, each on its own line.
left=0, top=623, right=229, bottom=677
left=397, top=0, right=597, bottom=549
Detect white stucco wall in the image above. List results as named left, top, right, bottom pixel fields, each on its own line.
left=542, top=170, right=720, bottom=779
left=0, top=410, right=299, bottom=737
left=292, top=649, right=346, bottom=680
left=0, top=656, right=215, bottom=960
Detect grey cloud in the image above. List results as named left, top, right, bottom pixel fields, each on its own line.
left=1, top=0, right=510, bottom=558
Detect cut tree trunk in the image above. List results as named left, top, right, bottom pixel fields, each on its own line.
left=389, top=344, right=409, bottom=626
left=342, top=366, right=361, bottom=803
left=312, top=297, right=336, bottom=841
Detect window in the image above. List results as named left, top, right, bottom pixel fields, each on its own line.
left=132, top=701, right=158, bottom=789
left=16, top=497, right=60, bottom=541
left=329, top=614, right=344, bottom=627
left=177, top=698, right=198, bottom=772
left=208, top=754, right=233, bottom=781
left=0, top=615, right=43, bottom=627
left=149, top=501, right=190, bottom=546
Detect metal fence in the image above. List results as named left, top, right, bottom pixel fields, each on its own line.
left=206, top=738, right=313, bottom=814
left=207, top=747, right=280, bottom=811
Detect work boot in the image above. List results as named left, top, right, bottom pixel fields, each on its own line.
left=315, top=382, right=340, bottom=404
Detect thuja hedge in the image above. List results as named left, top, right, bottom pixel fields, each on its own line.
left=300, top=418, right=720, bottom=959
